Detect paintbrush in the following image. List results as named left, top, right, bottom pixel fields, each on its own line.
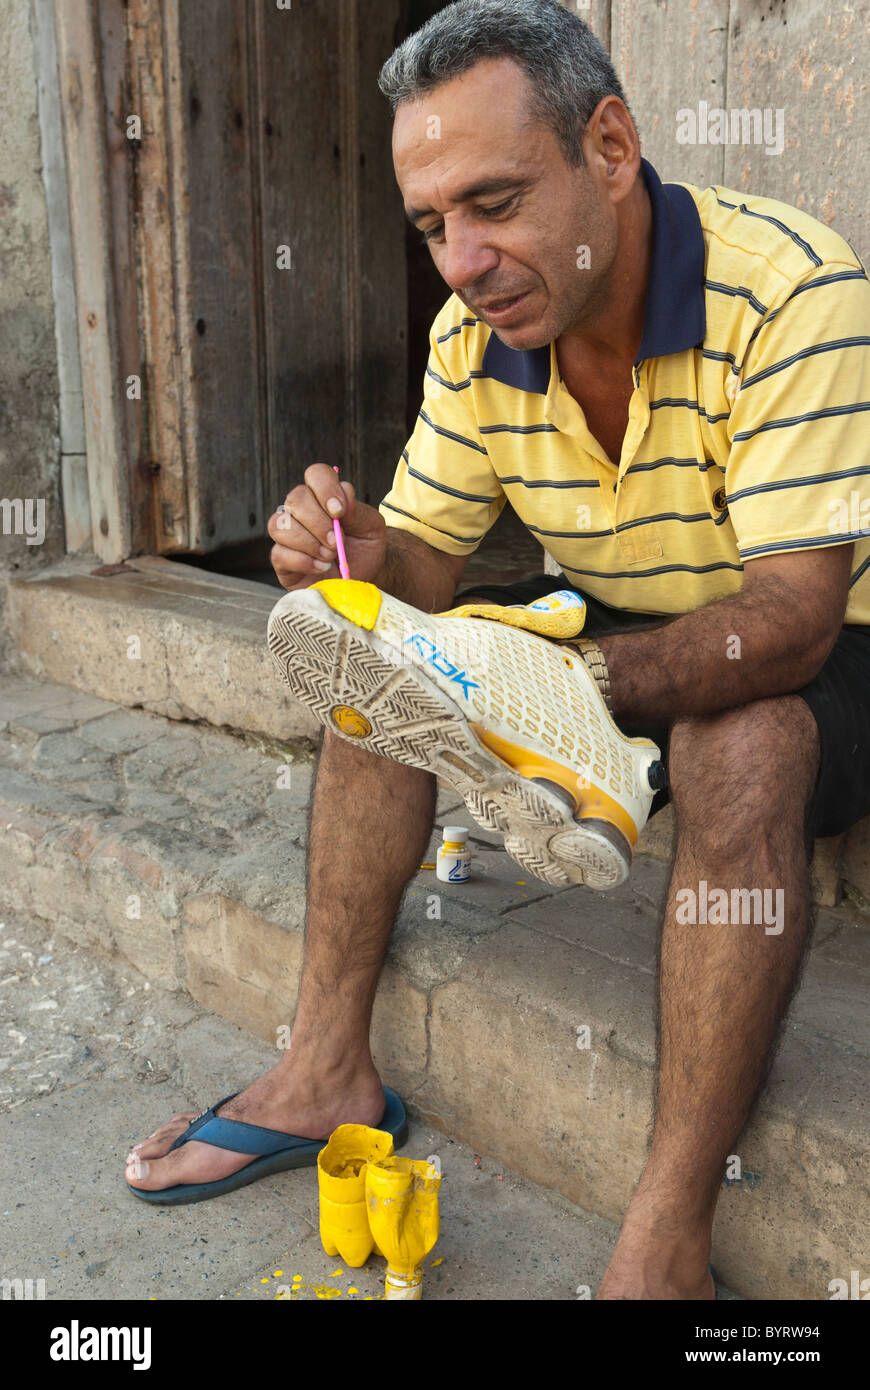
left=331, top=465, right=351, bottom=580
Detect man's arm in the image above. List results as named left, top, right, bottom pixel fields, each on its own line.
left=376, top=526, right=469, bottom=612
left=599, top=544, right=854, bottom=723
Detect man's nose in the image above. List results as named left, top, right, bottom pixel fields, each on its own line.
left=440, top=229, right=499, bottom=296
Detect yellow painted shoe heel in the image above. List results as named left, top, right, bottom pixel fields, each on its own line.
left=365, top=1156, right=441, bottom=1300
left=311, top=579, right=382, bottom=631
left=317, top=1123, right=395, bottom=1267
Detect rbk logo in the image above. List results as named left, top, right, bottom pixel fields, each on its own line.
left=404, top=634, right=480, bottom=698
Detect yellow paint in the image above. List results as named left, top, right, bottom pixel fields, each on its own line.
left=317, top=1123, right=395, bottom=1267
left=330, top=1268, right=343, bottom=1277
left=331, top=705, right=372, bottom=738
left=437, top=598, right=586, bottom=640
left=273, top=1270, right=283, bottom=1277
left=432, top=1257, right=444, bottom=1266
left=283, top=1279, right=343, bottom=1301
left=365, top=1156, right=441, bottom=1301
left=470, top=723, right=638, bottom=847
left=313, top=578, right=382, bottom=630
left=348, top=1286, right=359, bottom=1295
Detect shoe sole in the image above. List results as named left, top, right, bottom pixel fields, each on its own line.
left=268, top=593, right=646, bottom=889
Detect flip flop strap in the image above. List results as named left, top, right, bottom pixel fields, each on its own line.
left=168, top=1093, right=313, bottom=1156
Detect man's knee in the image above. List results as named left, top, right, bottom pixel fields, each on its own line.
left=667, top=696, right=819, bottom=860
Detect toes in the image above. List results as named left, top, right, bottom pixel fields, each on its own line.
left=126, top=1112, right=199, bottom=1163
left=125, top=1152, right=179, bottom=1191
left=125, top=1145, right=195, bottom=1191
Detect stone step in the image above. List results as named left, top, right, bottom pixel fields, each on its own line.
left=0, top=671, right=868, bottom=1299
left=7, top=554, right=868, bottom=913
left=6, top=554, right=318, bottom=741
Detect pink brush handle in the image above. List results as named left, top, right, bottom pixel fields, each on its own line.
left=332, top=466, right=351, bottom=580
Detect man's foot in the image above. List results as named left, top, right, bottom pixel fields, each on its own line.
left=267, top=579, right=662, bottom=888
left=596, top=1235, right=715, bottom=1300
left=124, top=1064, right=386, bottom=1194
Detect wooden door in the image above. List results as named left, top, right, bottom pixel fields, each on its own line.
left=56, top=0, right=407, bottom=563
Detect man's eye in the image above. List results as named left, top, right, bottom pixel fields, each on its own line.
left=420, top=196, right=518, bottom=244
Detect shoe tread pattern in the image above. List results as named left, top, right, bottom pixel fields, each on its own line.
left=268, top=603, right=629, bottom=888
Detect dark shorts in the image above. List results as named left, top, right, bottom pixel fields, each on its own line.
left=453, top=572, right=870, bottom=840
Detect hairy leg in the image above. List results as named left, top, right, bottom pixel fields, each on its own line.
left=126, top=733, right=437, bottom=1190
left=597, top=695, right=819, bottom=1298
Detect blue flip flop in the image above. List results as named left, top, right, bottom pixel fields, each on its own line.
left=126, top=1086, right=408, bottom=1206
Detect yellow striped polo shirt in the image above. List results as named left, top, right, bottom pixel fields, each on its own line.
left=379, top=157, right=870, bottom=623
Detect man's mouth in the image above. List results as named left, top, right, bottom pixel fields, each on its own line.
left=478, top=291, right=529, bottom=320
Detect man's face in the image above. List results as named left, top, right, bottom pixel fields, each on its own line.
left=393, top=56, right=619, bottom=350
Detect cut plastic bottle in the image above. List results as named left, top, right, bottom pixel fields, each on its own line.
left=317, top=1123, right=395, bottom=1267
left=365, top=1155, right=442, bottom=1300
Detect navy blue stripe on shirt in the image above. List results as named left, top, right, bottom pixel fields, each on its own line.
left=435, top=317, right=481, bottom=343
left=418, top=408, right=488, bottom=454
left=714, top=196, right=822, bottom=267
left=623, top=456, right=716, bottom=476
left=740, top=270, right=870, bottom=366
left=741, top=532, right=869, bottom=559
left=705, top=280, right=769, bottom=316
left=380, top=500, right=485, bottom=546
left=740, top=338, right=870, bottom=392
left=648, top=398, right=730, bottom=424
left=480, top=422, right=559, bottom=436
left=497, top=475, right=600, bottom=488
left=405, top=461, right=497, bottom=504
left=850, top=554, right=870, bottom=587
left=728, top=463, right=870, bottom=504
left=732, top=401, right=870, bottom=442
left=560, top=559, right=744, bottom=581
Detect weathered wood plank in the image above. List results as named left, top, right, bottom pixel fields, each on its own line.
left=53, top=0, right=133, bottom=562
left=725, top=0, right=870, bottom=263
left=173, top=0, right=264, bottom=552
left=253, top=0, right=406, bottom=511
left=610, top=0, right=730, bottom=185
left=347, top=0, right=408, bottom=506
left=94, top=0, right=153, bottom=555
left=127, top=0, right=188, bottom=552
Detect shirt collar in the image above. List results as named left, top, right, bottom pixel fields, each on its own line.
left=479, top=156, right=706, bottom=393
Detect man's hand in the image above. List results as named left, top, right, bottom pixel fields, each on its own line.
left=267, top=463, right=388, bottom=591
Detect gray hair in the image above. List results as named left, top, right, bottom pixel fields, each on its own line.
left=378, top=0, right=633, bottom=167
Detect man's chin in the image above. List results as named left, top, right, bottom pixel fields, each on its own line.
left=488, top=320, right=552, bottom=351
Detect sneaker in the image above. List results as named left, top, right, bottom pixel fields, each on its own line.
left=267, top=580, right=663, bottom=889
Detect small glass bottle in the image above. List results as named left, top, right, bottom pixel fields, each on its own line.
left=436, top=825, right=471, bottom=883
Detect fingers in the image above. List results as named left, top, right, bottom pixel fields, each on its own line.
left=266, top=466, right=357, bottom=590
left=304, top=463, right=351, bottom=521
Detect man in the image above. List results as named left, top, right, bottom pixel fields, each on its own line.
left=126, top=0, right=870, bottom=1299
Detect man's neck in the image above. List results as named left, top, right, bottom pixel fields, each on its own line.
left=557, top=180, right=653, bottom=369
